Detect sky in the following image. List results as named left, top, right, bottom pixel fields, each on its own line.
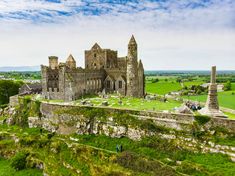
left=0, top=0, right=234, bottom=70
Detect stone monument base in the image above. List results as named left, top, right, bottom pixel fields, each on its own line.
left=199, top=108, right=227, bottom=118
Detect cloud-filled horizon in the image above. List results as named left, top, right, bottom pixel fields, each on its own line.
left=0, top=0, right=234, bottom=70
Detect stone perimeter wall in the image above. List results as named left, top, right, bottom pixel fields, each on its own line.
left=27, top=103, right=235, bottom=139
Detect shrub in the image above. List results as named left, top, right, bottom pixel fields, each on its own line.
left=152, top=78, right=159, bottom=83
left=224, top=81, right=231, bottom=91
left=10, top=151, right=29, bottom=170
left=176, top=161, right=205, bottom=175
left=116, top=151, right=176, bottom=175
left=140, top=119, right=169, bottom=133
left=194, top=115, right=211, bottom=126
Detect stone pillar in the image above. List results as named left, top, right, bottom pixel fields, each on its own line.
left=211, top=66, right=216, bottom=84
left=199, top=66, right=226, bottom=118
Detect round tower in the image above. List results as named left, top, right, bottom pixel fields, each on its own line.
left=126, top=35, right=139, bottom=97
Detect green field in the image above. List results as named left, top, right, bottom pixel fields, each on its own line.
left=145, top=81, right=205, bottom=95
left=146, top=82, right=182, bottom=95
left=183, top=81, right=204, bottom=87
left=224, top=112, right=235, bottom=119
left=232, top=83, right=235, bottom=90
left=184, top=90, right=235, bottom=110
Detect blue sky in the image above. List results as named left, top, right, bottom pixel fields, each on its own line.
left=0, top=0, right=234, bottom=70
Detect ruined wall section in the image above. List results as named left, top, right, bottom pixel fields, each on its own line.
left=85, top=44, right=118, bottom=70
left=104, top=69, right=127, bottom=95
left=105, top=49, right=118, bottom=69
left=138, top=60, right=145, bottom=97
left=117, top=57, right=127, bottom=70
left=63, top=67, right=85, bottom=101
left=84, top=69, right=105, bottom=94
left=41, top=65, right=64, bottom=100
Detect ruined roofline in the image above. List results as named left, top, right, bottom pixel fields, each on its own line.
left=118, top=56, right=127, bottom=59
left=85, top=48, right=118, bottom=53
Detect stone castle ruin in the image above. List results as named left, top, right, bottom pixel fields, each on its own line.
left=41, top=35, right=145, bottom=101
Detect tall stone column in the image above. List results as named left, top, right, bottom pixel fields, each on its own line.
left=199, top=66, right=226, bottom=118
left=211, top=66, right=216, bottom=84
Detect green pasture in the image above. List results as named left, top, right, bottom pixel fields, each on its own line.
left=231, top=83, right=235, bottom=90
left=146, top=82, right=182, bottom=95
left=183, top=81, right=204, bottom=87
left=224, top=112, right=235, bottom=120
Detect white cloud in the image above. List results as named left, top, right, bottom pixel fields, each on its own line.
left=0, top=0, right=234, bottom=70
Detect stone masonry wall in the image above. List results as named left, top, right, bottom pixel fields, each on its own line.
left=29, top=103, right=235, bottom=137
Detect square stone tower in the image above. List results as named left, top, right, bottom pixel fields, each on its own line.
left=199, top=66, right=227, bottom=118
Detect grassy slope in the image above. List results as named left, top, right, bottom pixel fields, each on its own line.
left=71, top=134, right=235, bottom=176
left=0, top=125, right=177, bottom=176
left=1, top=125, right=235, bottom=176
left=0, top=158, right=42, bottom=176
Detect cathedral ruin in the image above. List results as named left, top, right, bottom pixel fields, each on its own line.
left=41, top=35, right=145, bottom=101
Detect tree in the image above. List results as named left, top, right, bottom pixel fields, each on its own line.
left=10, top=151, right=29, bottom=170
left=176, top=77, right=182, bottom=83
left=224, top=81, right=231, bottom=91
left=152, top=78, right=159, bottom=83
left=0, top=80, right=23, bottom=105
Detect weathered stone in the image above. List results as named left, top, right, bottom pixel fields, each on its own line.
left=0, top=108, right=3, bottom=115
left=28, top=117, right=41, bottom=128
left=175, top=105, right=193, bottom=114
left=101, top=101, right=109, bottom=106
left=6, top=117, right=14, bottom=125
left=80, top=100, right=87, bottom=105
left=127, top=128, right=145, bottom=141
left=109, top=126, right=127, bottom=138
left=9, top=95, right=19, bottom=107
left=145, top=95, right=156, bottom=100
left=199, top=66, right=226, bottom=118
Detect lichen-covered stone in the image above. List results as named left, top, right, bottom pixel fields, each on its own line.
left=28, top=117, right=41, bottom=128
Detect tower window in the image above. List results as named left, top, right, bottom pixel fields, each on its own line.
left=94, top=53, right=96, bottom=58
left=119, top=81, right=122, bottom=89
left=107, top=80, right=111, bottom=89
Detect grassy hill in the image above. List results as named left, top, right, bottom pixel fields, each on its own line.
left=1, top=125, right=235, bottom=176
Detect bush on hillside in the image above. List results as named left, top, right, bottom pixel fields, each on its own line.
left=10, top=151, right=29, bottom=170
left=194, top=115, right=211, bottom=126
